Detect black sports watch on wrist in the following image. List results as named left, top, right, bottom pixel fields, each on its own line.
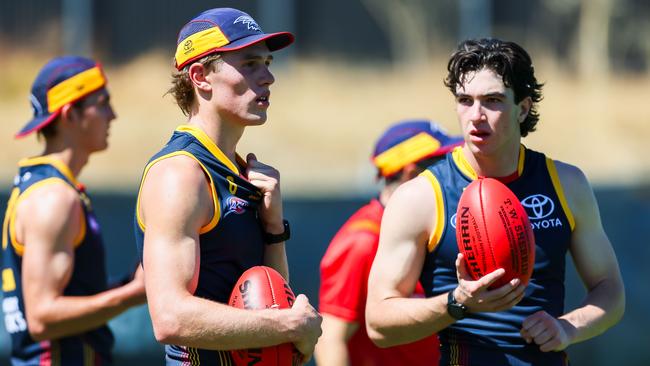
left=263, top=220, right=290, bottom=245
left=447, top=289, right=468, bottom=320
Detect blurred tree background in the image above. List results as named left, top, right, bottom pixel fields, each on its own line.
left=1, top=1, right=649, bottom=365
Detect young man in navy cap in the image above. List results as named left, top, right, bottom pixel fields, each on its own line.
left=315, top=120, right=462, bottom=366
left=366, top=38, right=625, bottom=365
left=1, top=56, right=146, bottom=365
left=135, top=8, right=321, bottom=365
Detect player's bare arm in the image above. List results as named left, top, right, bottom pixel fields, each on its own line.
left=521, top=162, right=625, bottom=352
left=366, top=176, right=454, bottom=347
left=314, top=314, right=358, bottom=366
left=141, top=155, right=320, bottom=352
left=19, top=181, right=145, bottom=341
left=245, top=153, right=289, bottom=280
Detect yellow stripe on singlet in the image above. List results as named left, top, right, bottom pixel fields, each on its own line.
left=419, top=170, right=446, bottom=252
left=2, top=188, right=19, bottom=251
left=176, top=125, right=240, bottom=175
left=546, top=158, right=576, bottom=231
left=8, top=178, right=86, bottom=256
left=83, top=343, right=94, bottom=366
left=451, top=145, right=526, bottom=180
left=18, top=156, right=81, bottom=188
left=135, top=151, right=220, bottom=234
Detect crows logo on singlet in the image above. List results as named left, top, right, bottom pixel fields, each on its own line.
left=224, top=196, right=249, bottom=217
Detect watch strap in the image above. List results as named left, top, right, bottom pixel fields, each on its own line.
left=263, top=219, right=290, bottom=244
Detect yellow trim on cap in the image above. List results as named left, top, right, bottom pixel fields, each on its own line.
left=420, top=170, right=445, bottom=252
left=176, top=125, right=240, bottom=175
left=136, top=151, right=220, bottom=234
left=46, top=66, right=105, bottom=113
left=373, top=133, right=442, bottom=177
left=175, top=27, right=229, bottom=68
left=18, top=156, right=80, bottom=187
left=545, top=158, right=576, bottom=231
left=451, top=145, right=526, bottom=180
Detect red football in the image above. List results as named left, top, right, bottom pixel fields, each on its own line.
left=455, top=178, right=535, bottom=288
left=228, top=266, right=301, bottom=366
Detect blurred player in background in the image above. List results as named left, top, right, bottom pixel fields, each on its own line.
left=1, top=56, right=146, bottom=365
left=315, top=120, right=463, bottom=366
left=365, top=38, right=625, bottom=365
left=134, top=7, right=321, bottom=366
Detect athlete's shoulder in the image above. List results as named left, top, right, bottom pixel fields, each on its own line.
left=19, top=178, right=79, bottom=210
left=139, top=153, right=212, bottom=232
left=15, top=179, right=83, bottom=244
left=381, top=175, right=438, bottom=237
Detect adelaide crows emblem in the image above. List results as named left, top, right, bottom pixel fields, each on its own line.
left=233, top=16, right=261, bottom=31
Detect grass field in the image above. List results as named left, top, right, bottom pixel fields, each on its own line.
left=1, top=52, right=648, bottom=195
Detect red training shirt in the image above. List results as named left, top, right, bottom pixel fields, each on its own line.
left=319, top=198, right=440, bottom=366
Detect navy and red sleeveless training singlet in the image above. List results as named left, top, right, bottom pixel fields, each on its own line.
left=420, top=146, right=574, bottom=366
left=134, top=125, right=267, bottom=366
left=2, top=156, right=113, bottom=366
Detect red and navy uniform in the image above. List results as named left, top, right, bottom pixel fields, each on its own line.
left=1, top=157, right=113, bottom=366
left=320, top=198, right=440, bottom=366
left=420, top=146, right=574, bottom=366
left=134, top=125, right=266, bottom=366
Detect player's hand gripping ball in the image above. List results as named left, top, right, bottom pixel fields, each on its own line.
left=455, top=178, right=535, bottom=288
left=229, top=266, right=301, bottom=366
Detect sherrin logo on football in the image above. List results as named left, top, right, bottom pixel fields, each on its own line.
left=455, top=178, right=536, bottom=289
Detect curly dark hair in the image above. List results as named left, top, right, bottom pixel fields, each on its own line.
left=168, top=53, right=223, bottom=116
left=444, top=38, right=544, bottom=137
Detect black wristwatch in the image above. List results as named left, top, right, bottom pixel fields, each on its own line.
left=447, top=289, right=468, bottom=320
left=263, top=220, right=290, bottom=244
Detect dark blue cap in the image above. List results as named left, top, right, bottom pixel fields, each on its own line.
left=16, top=56, right=106, bottom=138
left=175, top=8, right=294, bottom=70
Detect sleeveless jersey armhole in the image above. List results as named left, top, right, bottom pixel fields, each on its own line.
left=136, top=151, right=221, bottom=234
left=7, top=177, right=83, bottom=255
left=2, top=188, right=20, bottom=251
left=545, top=158, right=576, bottom=231
left=420, top=170, right=446, bottom=252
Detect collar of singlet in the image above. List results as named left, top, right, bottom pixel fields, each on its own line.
left=18, top=155, right=81, bottom=187
left=451, top=145, right=525, bottom=181
left=175, top=124, right=241, bottom=176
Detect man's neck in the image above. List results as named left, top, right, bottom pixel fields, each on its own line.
left=41, top=146, right=87, bottom=179
left=187, top=114, right=245, bottom=164
left=462, top=143, right=521, bottom=178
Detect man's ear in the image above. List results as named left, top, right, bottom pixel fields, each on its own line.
left=188, top=63, right=212, bottom=92
left=60, top=103, right=78, bottom=123
left=518, top=96, right=532, bottom=123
